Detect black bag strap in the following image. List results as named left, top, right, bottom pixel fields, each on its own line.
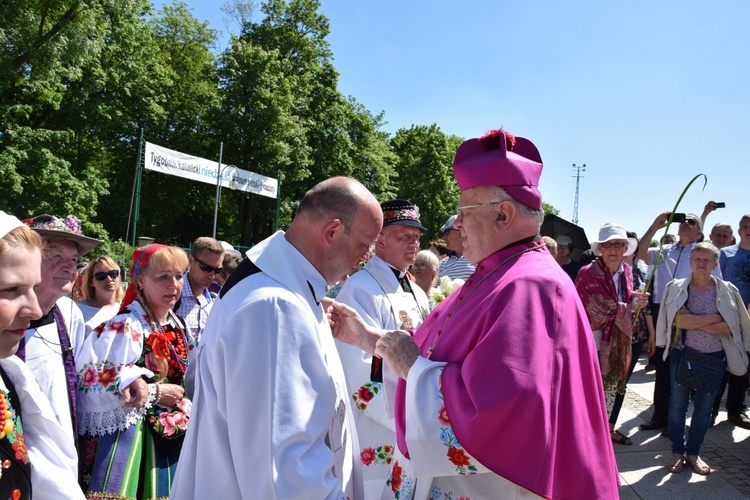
left=680, top=285, right=691, bottom=347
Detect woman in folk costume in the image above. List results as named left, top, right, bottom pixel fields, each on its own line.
left=575, top=224, right=648, bottom=441
left=76, top=244, right=195, bottom=499
left=0, top=211, right=84, bottom=499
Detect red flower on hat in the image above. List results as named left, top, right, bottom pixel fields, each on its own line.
left=479, top=129, right=516, bottom=152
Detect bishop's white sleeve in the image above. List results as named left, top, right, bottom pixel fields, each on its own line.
left=404, top=357, right=490, bottom=478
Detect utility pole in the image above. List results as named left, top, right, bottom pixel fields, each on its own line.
left=571, top=163, right=586, bottom=225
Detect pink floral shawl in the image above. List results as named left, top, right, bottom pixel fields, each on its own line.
left=575, top=258, right=634, bottom=390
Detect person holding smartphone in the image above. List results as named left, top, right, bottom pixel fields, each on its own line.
left=700, top=200, right=734, bottom=249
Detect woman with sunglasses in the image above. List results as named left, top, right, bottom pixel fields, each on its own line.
left=76, top=244, right=194, bottom=499
left=78, top=256, right=124, bottom=335
left=575, top=223, right=649, bottom=446
left=0, top=212, right=85, bottom=499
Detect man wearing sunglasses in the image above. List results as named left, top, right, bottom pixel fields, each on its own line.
left=437, top=214, right=475, bottom=281
left=637, top=211, right=721, bottom=434
left=175, top=237, right=224, bottom=343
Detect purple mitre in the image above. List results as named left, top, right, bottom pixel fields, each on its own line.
left=452, top=129, right=544, bottom=211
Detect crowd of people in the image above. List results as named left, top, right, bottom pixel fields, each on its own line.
left=2, top=127, right=750, bottom=499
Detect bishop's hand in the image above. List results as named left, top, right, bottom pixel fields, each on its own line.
left=375, top=330, right=421, bottom=380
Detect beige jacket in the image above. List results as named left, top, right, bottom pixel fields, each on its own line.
left=656, top=274, right=750, bottom=376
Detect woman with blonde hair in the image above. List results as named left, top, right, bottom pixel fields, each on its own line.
left=78, top=255, right=124, bottom=335
left=412, top=249, right=440, bottom=296
left=76, top=244, right=194, bottom=499
left=0, top=211, right=84, bottom=498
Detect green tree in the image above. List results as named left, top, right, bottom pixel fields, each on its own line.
left=104, top=1, right=222, bottom=245
left=543, top=202, right=559, bottom=216
left=389, top=124, right=463, bottom=243
left=0, top=0, right=114, bottom=222
left=214, top=0, right=396, bottom=245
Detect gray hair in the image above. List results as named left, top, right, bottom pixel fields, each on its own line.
left=691, top=241, right=720, bottom=262
left=413, top=249, right=440, bottom=273
left=542, top=236, right=558, bottom=254
left=487, top=186, right=544, bottom=228
left=710, top=222, right=732, bottom=234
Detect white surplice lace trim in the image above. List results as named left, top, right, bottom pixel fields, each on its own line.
left=78, top=384, right=157, bottom=436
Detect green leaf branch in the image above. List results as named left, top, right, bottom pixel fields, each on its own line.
left=637, top=174, right=707, bottom=346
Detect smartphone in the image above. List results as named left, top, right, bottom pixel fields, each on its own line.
left=715, top=202, right=726, bottom=208
left=672, top=213, right=686, bottom=223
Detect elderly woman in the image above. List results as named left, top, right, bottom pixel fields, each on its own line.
left=76, top=244, right=194, bottom=499
left=575, top=223, right=648, bottom=445
left=607, top=231, right=656, bottom=444
left=78, top=255, right=124, bottom=335
left=657, top=242, right=750, bottom=475
left=0, top=212, right=84, bottom=499
left=412, top=249, right=440, bottom=296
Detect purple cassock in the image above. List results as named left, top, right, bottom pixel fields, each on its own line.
left=396, top=239, right=620, bottom=499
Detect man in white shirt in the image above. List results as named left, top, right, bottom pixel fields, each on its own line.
left=335, top=199, right=430, bottom=498
left=171, top=177, right=383, bottom=499
left=21, top=214, right=101, bottom=444
left=709, top=222, right=733, bottom=249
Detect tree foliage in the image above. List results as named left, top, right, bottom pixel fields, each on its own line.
left=214, top=0, right=397, bottom=245
left=389, top=125, right=463, bottom=242
left=0, top=0, right=556, bottom=253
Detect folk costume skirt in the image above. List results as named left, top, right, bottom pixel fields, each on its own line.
left=80, top=417, right=181, bottom=500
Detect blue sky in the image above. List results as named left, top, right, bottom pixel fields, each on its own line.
left=156, top=0, right=750, bottom=245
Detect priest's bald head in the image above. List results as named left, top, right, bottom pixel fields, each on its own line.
left=286, top=176, right=383, bottom=285
left=451, top=129, right=545, bottom=265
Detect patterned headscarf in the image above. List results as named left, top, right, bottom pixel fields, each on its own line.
left=120, top=243, right=170, bottom=310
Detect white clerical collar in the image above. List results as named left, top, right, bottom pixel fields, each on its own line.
left=387, top=263, right=408, bottom=280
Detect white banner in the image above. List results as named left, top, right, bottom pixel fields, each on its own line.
left=143, top=142, right=278, bottom=199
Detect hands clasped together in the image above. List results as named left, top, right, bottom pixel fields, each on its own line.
left=122, top=377, right=185, bottom=410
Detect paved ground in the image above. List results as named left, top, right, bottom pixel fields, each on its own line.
left=615, top=356, right=750, bottom=499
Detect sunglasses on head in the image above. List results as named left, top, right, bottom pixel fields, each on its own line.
left=94, top=269, right=120, bottom=281
left=193, top=254, right=223, bottom=274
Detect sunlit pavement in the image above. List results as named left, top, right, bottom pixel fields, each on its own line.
left=615, top=356, right=750, bottom=499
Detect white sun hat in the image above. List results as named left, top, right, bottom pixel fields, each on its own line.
left=591, top=223, right=638, bottom=257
